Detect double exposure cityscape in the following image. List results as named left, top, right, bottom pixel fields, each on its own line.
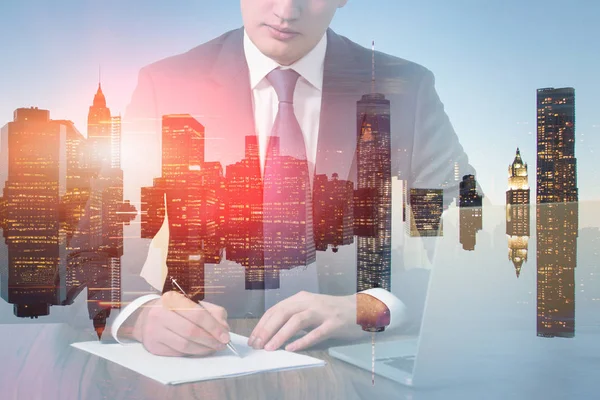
left=0, top=81, right=581, bottom=342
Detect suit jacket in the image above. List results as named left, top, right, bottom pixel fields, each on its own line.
left=112, top=27, right=475, bottom=321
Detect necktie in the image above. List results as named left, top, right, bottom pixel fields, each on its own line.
left=260, top=68, right=316, bottom=288
left=266, top=68, right=306, bottom=160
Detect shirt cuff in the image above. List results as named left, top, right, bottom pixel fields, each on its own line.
left=359, top=288, right=407, bottom=331
left=111, top=294, right=161, bottom=344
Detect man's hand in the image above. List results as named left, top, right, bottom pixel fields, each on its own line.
left=128, top=291, right=231, bottom=357
left=248, top=292, right=365, bottom=352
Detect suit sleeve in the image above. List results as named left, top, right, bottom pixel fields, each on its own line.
left=370, top=69, right=479, bottom=332
left=410, top=69, right=478, bottom=201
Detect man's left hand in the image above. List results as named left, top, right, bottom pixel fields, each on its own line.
left=248, top=292, right=364, bottom=352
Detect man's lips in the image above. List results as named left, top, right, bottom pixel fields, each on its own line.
left=264, top=24, right=301, bottom=40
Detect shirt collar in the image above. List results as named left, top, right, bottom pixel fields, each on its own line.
left=243, top=28, right=327, bottom=91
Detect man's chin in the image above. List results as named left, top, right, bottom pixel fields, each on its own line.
left=260, top=44, right=301, bottom=66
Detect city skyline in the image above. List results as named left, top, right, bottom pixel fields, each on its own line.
left=1, top=1, right=598, bottom=205
left=0, top=86, right=136, bottom=339
left=0, top=6, right=596, bottom=396
left=0, top=80, right=590, bottom=209
left=0, top=21, right=590, bottom=344
left=0, top=84, right=587, bottom=342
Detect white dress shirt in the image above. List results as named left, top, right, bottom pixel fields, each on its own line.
left=111, top=30, right=406, bottom=343
left=243, top=30, right=405, bottom=329
left=244, top=30, right=323, bottom=174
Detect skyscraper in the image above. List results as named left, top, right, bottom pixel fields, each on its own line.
left=458, top=175, right=483, bottom=251
left=506, top=148, right=530, bottom=277
left=536, top=202, right=577, bottom=338
left=111, top=115, right=122, bottom=169
left=536, top=87, right=578, bottom=338
left=355, top=91, right=392, bottom=292
left=161, top=114, right=205, bottom=178
left=56, top=120, right=89, bottom=244
left=262, top=139, right=316, bottom=273
left=313, top=173, right=354, bottom=252
left=226, top=136, right=270, bottom=289
left=459, top=207, right=482, bottom=251
left=0, top=108, right=68, bottom=318
left=458, top=175, right=482, bottom=208
left=408, top=189, right=443, bottom=237
left=84, top=85, right=131, bottom=338
left=141, top=177, right=166, bottom=239
left=87, top=83, right=112, bottom=172
left=536, top=87, right=577, bottom=204
left=142, top=114, right=209, bottom=298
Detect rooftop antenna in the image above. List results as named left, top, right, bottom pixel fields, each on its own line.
left=371, top=40, right=375, bottom=93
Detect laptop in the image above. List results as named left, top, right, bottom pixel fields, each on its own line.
left=328, top=210, right=445, bottom=388
left=329, top=205, right=528, bottom=388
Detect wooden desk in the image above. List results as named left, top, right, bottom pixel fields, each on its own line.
left=0, top=319, right=413, bottom=400
left=2, top=315, right=598, bottom=400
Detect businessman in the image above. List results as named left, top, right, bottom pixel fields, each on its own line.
left=114, top=0, right=475, bottom=357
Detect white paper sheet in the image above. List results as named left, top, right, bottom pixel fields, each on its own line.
left=71, top=333, right=325, bottom=385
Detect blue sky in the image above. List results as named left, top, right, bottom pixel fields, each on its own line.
left=0, top=0, right=598, bottom=204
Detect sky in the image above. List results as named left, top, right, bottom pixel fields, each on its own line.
left=0, top=0, right=598, bottom=204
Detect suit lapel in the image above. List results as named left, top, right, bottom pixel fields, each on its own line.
left=205, top=28, right=257, bottom=166
left=206, top=28, right=371, bottom=184
left=176, top=28, right=376, bottom=305
left=202, top=29, right=268, bottom=311
left=315, top=29, right=371, bottom=184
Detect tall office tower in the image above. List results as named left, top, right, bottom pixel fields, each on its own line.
left=0, top=108, right=68, bottom=318
left=458, top=175, right=483, bottom=251
left=111, top=115, right=121, bottom=169
left=506, top=148, right=530, bottom=277
left=87, top=83, right=112, bottom=172
left=55, top=120, right=90, bottom=244
left=226, top=136, right=271, bottom=290
left=141, top=177, right=166, bottom=239
left=313, top=173, right=354, bottom=252
left=141, top=115, right=207, bottom=297
left=408, top=189, right=444, bottom=237
left=161, top=114, right=204, bottom=178
left=355, top=90, right=392, bottom=292
left=96, top=167, right=126, bottom=325
left=458, top=175, right=483, bottom=207
left=84, top=85, right=131, bottom=248
left=536, top=87, right=578, bottom=204
left=200, top=161, right=226, bottom=240
left=459, top=207, right=482, bottom=251
left=98, top=168, right=125, bottom=254
left=86, top=85, right=131, bottom=337
left=536, top=87, right=578, bottom=338
left=85, top=256, right=115, bottom=339
left=262, top=140, right=316, bottom=272
left=536, top=203, right=577, bottom=338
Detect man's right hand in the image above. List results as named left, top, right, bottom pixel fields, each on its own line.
left=127, top=291, right=231, bottom=357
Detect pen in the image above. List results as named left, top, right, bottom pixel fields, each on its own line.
left=170, top=276, right=241, bottom=357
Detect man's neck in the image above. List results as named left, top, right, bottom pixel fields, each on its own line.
left=243, top=29, right=327, bottom=91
